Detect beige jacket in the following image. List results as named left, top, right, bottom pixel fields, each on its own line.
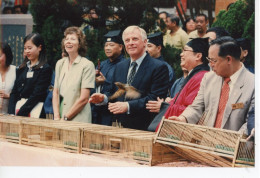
left=54, top=56, right=95, bottom=123
left=181, top=67, right=254, bottom=133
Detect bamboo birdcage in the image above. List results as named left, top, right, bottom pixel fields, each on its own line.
left=0, top=116, right=21, bottom=143
left=155, top=119, right=254, bottom=167
left=81, top=125, right=179, bottom=165
left=235, top=139, right=255, bottom=167
left=0, top=115, right=181, bottom=165
left=20, top=120, right=85, bottom=153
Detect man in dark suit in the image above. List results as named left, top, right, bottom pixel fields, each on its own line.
left=90, top=25, right=169, bottom=130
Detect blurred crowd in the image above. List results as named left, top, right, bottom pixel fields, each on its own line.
left=1, top=0, right=29, bottom=14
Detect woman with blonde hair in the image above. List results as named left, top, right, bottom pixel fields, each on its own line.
left=53, top=26, right=95, bottom=122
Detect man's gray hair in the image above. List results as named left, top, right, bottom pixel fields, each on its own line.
left=168, top=14, right=180, bottom=26
left=122, top=25, right=147, bottom=42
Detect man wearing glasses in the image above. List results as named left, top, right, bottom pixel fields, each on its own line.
left=146, top=38, right=210, bottom=131
left=171, top=36, right=254, bottom=134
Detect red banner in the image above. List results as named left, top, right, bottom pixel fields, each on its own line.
left=15, top=0, right=29, bottom=6
left=177, top=0, right=187, bottom=15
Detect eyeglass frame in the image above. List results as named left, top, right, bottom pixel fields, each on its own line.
left=206, top=57, right=218, bottom=63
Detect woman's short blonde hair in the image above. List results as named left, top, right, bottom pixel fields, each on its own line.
left=62, top=26, right=87, bottom=57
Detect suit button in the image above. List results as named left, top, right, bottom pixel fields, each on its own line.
left=22, top=84, right=24, bottom=86
left=64, top=103, right=66, bottom=105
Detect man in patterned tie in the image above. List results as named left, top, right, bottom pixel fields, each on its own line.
left=169, top=36, right=254, bottom=134
left=90, top=25, right=169, bottom=130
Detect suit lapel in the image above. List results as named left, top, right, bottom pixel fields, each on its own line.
left=121, top=59, right=131, bottom=84
left=221, top=67, right=246, bottom=127
left=207, top=76, right=223, bottom=127
left=131, top=55, right=149, bottom=88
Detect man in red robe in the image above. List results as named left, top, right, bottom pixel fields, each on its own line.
left=146, top=38, right=210, bottom=131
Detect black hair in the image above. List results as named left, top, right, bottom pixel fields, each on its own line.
left=210, top=36, right=241, bottom=60
left=196, top=13, right=208, bottom=21
left=0, top=42, right=13, bottom=67
left=13, top=5, right=22, bottom=9
left=236, top=38, right=251, bottom=51
left=87, top=6, right=99, bottom=15
left=13, top=5, right=27, bottom=14
left=187, top=38, right=209, bottom=64
left=236, top=37, right=253, bottom=63
left=20, top=33, right=47, bottom=69
left=2, top=6, right=13, bottom=14
left=159, top=11, right=168, bottom=16
left=182, top=17, right=195, bottom=32
left=206, top=27, right=230, bottom=39
left=168, top=14, right=180, bottom=26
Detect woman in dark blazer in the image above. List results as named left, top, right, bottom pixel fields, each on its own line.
left=8, top=33, right=52, bottom=118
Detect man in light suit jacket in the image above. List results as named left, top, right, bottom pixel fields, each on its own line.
left=90, top=26, right=169, bottom=130
left=170, top=36, right=254, bottom=133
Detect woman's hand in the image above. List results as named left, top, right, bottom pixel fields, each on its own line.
left=0, top=90, right=9, bottom=99
left=64, top=88, right=90, bottom=119
left=54, top=113, right=61, bottom=120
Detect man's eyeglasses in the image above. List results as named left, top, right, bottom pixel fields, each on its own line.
left=206, top=57, right=218, bottom=63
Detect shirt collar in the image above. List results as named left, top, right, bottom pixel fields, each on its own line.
left=74, top=55, right=81, bottom=64
left=109, top=54, right=123, bottom=64
left=230, top=62, right=244, bottom=84
left=26, top=61, right=40, bottom=68
left=65, top=55, right=81, bottom=64
left=130, top=52, right=147, bottom=67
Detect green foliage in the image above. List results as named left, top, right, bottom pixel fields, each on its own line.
left=162, top=45, right=182, bottom=78
left=41, top=16, right=64, bottom=69
left=211, top=10, right=225, bottom=27
left=29, top=0, right=84, bottom=68
left=212, top=0, right=248, bottom=38
left=243, top=12, right=254, bottom=44
left=212, top=0, right=254, bottom=67
left=242, top=12, right=255, bottom=66
left=84, top=29, right=106, bottom=65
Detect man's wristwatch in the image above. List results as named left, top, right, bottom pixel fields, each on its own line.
left=64, top=116, right=69, bottom=121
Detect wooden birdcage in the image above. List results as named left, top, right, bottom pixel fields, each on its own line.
left=155, top=119, right=254, bottom=167
left=81, top=125, right=181, bottom=165
left=20, top=120, right=83, bottom=153
left=235, top=139, right=255, bottom=167
left=0, top=115, right=183, bottom=166
left=0, top=116, right=21, bottom=143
